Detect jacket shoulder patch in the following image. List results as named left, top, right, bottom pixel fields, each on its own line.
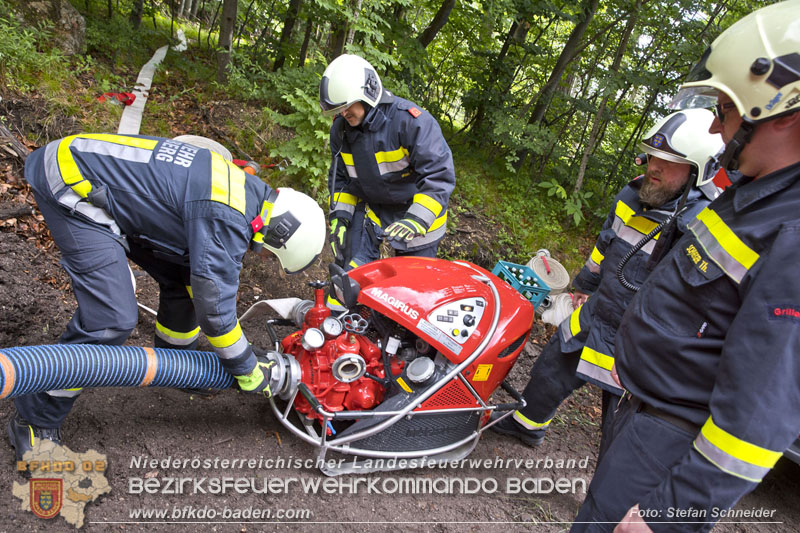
left=408, top=108, right=422, bottom=118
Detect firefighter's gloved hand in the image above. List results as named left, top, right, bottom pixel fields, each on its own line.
left=234, top=357, right=275, bottom=398
left=330, top=218, right=349, bottom=263
left=384, top=218, right=426, bottom=243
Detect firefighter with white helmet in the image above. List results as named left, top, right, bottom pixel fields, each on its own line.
left=7, top=133, right=325, bottom=461
left=573, top=2, right=800, bottom=530
left=492, top=110, right=722, bottom=450
left=320, top=54, right=455, bottom=273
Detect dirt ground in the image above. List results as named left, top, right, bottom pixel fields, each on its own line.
left=1, top=105, right=798, bottom=532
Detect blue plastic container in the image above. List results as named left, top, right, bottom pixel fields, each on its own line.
left=491, top=260, right=551, bottom=310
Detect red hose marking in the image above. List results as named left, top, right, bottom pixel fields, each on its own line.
left=139, top=347, right=158, bottom=387
left=541, top=256, right=552, bottom=274
left=0, top=352, right=15, bottom=399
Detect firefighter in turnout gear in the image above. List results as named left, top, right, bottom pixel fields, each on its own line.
left=320, top=54, right=456, bottom=271
left=7, top=134, right=326, bottom=461
left=573, top=2, right=800, bottom=531
left=491, top=109, right=723, bottom=449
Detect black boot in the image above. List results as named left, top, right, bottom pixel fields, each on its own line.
left=7, top=413, right=63, bottom=462
left=489, top=412, right=546, bottom=447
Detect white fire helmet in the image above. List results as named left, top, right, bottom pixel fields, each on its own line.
left=669, top=1, right=800, bottom=123
left=319, top=54, right=383, bottom=117
left=262, top=188, right=326, bottom=274
left=172, top=135, right=233, bottom=161
left=639, top=109, right=723, bottom=187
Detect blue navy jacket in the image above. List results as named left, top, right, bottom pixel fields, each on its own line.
left=327, top=92, right=455, bottom=251
left=615, top=161, right=800, bottom=524
left=562, top=176, right=714, bottom=394
left=25, top=134, right=274, bottom=376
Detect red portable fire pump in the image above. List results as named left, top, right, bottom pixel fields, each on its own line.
left=254, top=257, right=534, bottom=475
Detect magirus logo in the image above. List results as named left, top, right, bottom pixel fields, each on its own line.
left=368, top=288, right=420, bottom=320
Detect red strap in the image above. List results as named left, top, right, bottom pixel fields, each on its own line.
left=408, top=107, right=422, bottom=118
left=541, top=255, right=551, bottom=275
left=251, top=215, right=264, bottom=233
left=97, top=92, right=136, bottom=106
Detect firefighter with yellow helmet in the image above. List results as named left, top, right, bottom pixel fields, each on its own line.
left=573, top=1, right=800, bottom=530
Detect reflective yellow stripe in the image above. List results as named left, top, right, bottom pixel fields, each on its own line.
left=580, top=346, right=614, bottom=371
left=375, top=147, right=409, bottom=164
left=590, top=246, right=604, bottom=266
left=71, top=180, right=93, bottom=198
left=700, top=417, right=781, bottom=469
left=333, top=192, right=359, bottom=206
left=368, top=208, right=447, bottom=232
left=57, top=134, right=158, bottom=198
left=259, top=199, right=275, bottom=226
left=185, top=285, right=193, bottom=299
left=627, top=215, right=660, bottom=237
left=569, top=306, right=582, bottom=336
left=429, top=211, right=447, bottom=231
left=412, top=193, right=443, bottom=217
left=366, top=208, right=382, bottom=227
left=341, top=153, right=354, bottom=166
left=156, top=322, right=201, bottom=340
left=207, top=322, right=243, bottom=348
left=615, top=200, right=635, bottom=224
left=209, top=152, right=246, bottom=214
left=513, top=411, right=552, bottom=429
left=696, top=209, right=759, bottom=270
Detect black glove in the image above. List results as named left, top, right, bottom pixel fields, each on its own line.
left=234, top=357, right=276, bottom=398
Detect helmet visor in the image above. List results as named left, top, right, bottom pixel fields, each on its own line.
left=320, top=77, right=349, bottom=117
left=668, top=86, right=719, bottom=110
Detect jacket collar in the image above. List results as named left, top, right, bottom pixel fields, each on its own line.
left=731, top=161, right=800, bottom=213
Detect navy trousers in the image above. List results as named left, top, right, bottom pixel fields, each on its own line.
left=518, top=335, right=618, bottom=450
left=15, top=188, right=197, bottom=428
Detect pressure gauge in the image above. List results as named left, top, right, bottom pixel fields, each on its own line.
left=301, top=328, right=325, bottom=351
left=321, top=316, right=343, bottom=338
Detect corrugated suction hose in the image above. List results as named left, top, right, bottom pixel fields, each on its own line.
left=0, top=345, right=235, bottom=399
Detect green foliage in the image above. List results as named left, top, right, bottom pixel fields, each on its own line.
left=0, top=6, right=66, bottom=92
left=260, top=69, right=331, bottom=199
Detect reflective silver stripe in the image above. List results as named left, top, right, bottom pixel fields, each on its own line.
left=377, top=158, right=410, bottom=175
left=694, top=432, right=771, bottom=482
left=559, top=320, right=573, bottom=344
left=575, top=359, right=622, bottom=392
left=331, top=200, right=356, bottom=216
left=688, top=217, right=749, bottom=284
left=155, top=329, right=200, bottom=346
left=611, top=215, right=625, bottom=235
left=616, top=226, right=657, bottom=254
left=407, top=202, right=437, bottom=227
left=345, top=164, right=358, bottom=178
left=213, top=334, right=250, bottom=359
left=43, top=142, right=122, bottom=235
left=46, top=388, right=82, bottom=398
left=406, top=224, right=445, bottom=248
left=70, top=137, right=154, bottom=163
left=584, top=257, right=601, bottom=274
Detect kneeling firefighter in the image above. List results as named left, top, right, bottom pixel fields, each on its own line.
left=320, top=54, right=456, bottom=272
left=8, top=133, right=326, bottom=461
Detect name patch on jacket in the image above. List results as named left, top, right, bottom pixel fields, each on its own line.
left=684, top=243, right=716, bottom=279
left=155, top=139, right=199, bottom=167
left=769, top=305, right=800, bottom=323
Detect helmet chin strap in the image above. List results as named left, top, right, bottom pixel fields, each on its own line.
left=719, top=121, right=755, bottom=171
